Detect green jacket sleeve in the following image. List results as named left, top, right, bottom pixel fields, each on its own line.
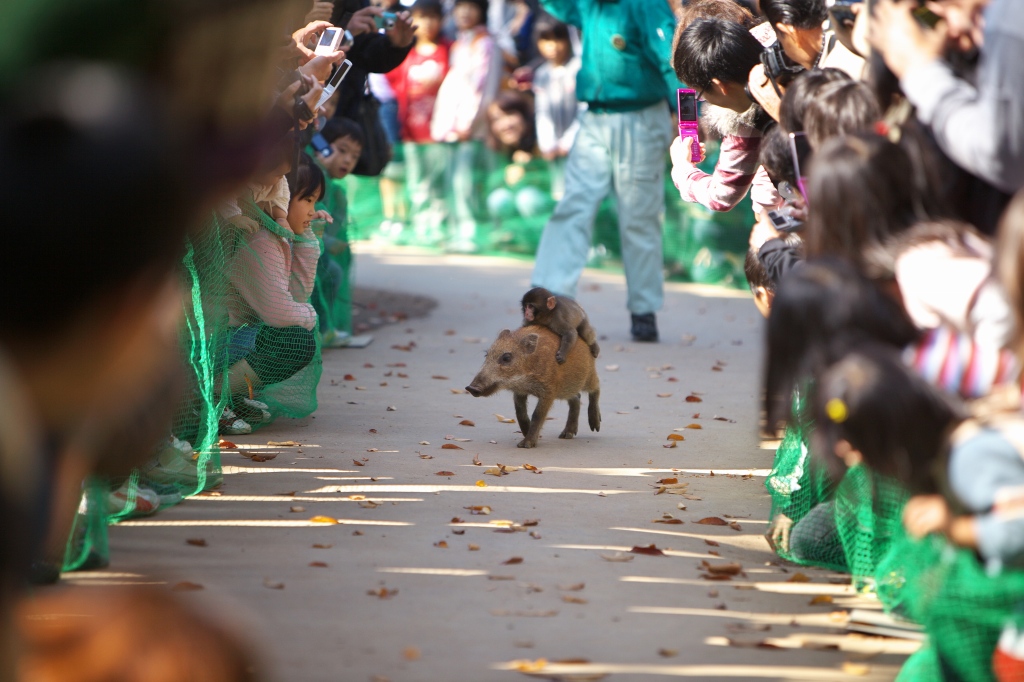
left=639, top=0, right=683, bottom=110
left=539, top=0, right=581, bottom=28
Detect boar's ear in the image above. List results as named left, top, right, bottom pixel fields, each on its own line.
left=546, top=296, right=557, bottom=310
left=520, top=333, right=539, bottom=354
left=498, top=329, right=512, bottom=339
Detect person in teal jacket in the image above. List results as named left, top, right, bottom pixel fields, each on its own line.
left=530, top=0, right=681, bottom=342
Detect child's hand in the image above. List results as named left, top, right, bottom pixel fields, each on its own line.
left=670, top=136, right=705, bottom=167
left=903, top=494, right=952, bottom=539
left=749, top=210, right=782, bottom=250
left=313, top=209, right=334, bottom=224
left=766, top=513, right=794, bottom=552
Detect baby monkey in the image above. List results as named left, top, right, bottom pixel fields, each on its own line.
left=521, top=287, right=600, bottom=364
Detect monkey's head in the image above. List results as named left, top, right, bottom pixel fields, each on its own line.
left=521, top=287, right=556, bottom=323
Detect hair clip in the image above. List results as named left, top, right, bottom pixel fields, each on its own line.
left=825, top=398, right=848, bottom=424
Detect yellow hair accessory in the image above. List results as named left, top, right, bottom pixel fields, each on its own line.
left=825, top=398, right=848, bottom=424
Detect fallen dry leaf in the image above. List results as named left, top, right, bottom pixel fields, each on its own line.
left=522, top=463, right=541, bottom=473
left=652, top=517, right=684, bottom=525
left=441, top=444, right=463, bottom=450
left=459, top=419, right=475, bottom=427
left=561, top=595, right=588, bottom=604
left=290, top=506, right=306, bottom=513
left=729, top=521, right=743, bottom=532
left=468, top=544, right=480, bottom=551
left=185, top=538, right=207, bottom=547
left=171, top=581, right=204, bottom=592
left=312, top=543, right=333, bottom=549
left=657, top=393, right=673, bottom=398
left=809, top=595, right=834, bottom=605
left=657, top=477, right=678, bottom=484
left=495, top=414, right=516, bottom=424
left=503, top=557, right=524, bottom=565
left=309, top=515, right=339, bottom=524
left=667, top=434, right=685, bottom=442
left=387, top=406, right=397, bottom=412
left=705, top=539, right=720, bottom=547
left=419, top=454, right=433, bottom=459
left=476, top=480, right=487, bottom=487
left=309, top=561, right=328, bottom=568
left=450, top=388, right=467, bottom=394
left=367, top=587, right=398, bottom=599
left=697, top=517, right=729, bottom=526
left=352, top=459, right=365, bottom=467
left=787, top=573, right=811, bottom=583
left=434, top=541, right=449, bottom=549
left=558, top=583, right=585, bottom=591
left=702, top=561, right=742, bottom=576
left=684, top=395, right=703, bottom=403
left=241, top=452, right=277, bottom=462
left=842, top=662, right=870, bottom=676
left=403, top=647, right=421, bottom=661
left=435, top=470, right=456, bottom=476
left=685, top=423, right=703, bottom=430
left=432, top=375, right=449, bottom=380
left=630, top=544, right=666, bottom=556
left=658, top=649, right=678, bottom=658
left=490, top=610, right=559, bottom=618
left=267, top=440, right=300, bottom=447
left=358, top=501, right=380, bottom=509
left=263, top=579, right=285, bottom=590
left=464, top=505, right=492, bottom=515
left=218, top=440, right=237, bottom=449
left=344, top=374, right=356, bottom=381
left=600, top=552, right=635, bottom=562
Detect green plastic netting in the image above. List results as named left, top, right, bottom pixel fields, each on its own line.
left=312, top=175, right=354, bottom=340
left=63, top=194, right=329, bottom=571
left=345, top=141, right=753, bottom=288
left=764, top=394, right=909, bottom=584
left=890, top=535, right=1024, bottom=682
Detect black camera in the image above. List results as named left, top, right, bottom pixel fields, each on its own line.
left=761, top=41, right=804, bottom=97
left=826, top=0, right=862, bottom=26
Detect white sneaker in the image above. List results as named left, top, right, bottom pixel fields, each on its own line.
left=323, top=329, right=352, bottom=348
left=219, top=407, right=252, bottom=435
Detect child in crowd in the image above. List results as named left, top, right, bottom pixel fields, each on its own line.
left=387, top=0, right=452, bottom=244
left=531, top=19, right=581, bottom=199
left=313, top=118, right=364, bottom=347
left=223, top=149, right=323, bottom=432
left=431, top=0, right=500, bottom=252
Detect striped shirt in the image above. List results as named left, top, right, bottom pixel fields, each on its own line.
left=905, top=325, right=1019, bottom=399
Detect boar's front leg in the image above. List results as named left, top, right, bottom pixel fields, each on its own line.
left=560, top=394, right=581, bottom=439
left=519, top=394, right=555, bottom=448
left=513, top=393, right=531, bottom=436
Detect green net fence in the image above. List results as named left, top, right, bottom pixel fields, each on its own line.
left=63, top=192, right=328, bottom=571
left=344, top=140, right=753, bottom=288
left=312, top=174, right=354, bottom=344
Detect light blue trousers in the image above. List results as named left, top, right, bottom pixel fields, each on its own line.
left=531, top=101, right=671, bottom=315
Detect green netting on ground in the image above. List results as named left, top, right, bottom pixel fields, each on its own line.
left=892, top=535, right=1024, bottom=682
left=63, top=195, right=329, bottom=570
left=834, top=464, right=909, bottom=589
left=344, top=141, right=752, bottom=288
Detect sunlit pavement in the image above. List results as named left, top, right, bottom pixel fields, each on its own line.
left=94, top=246, right=907, bottom=681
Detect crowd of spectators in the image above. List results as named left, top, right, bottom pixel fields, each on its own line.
left=5, top=0, right=1024, bottom=678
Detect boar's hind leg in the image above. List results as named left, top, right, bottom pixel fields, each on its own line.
left=588, top=388, right=601, bottom=432
left=560, top=394, right=581, bottom=439
left=513, top=393, right=531, bottom=435
left=519, top=395, right=555, bottom=448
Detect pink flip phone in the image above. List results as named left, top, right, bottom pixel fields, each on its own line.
left=677, top=88, right=701, bottom=163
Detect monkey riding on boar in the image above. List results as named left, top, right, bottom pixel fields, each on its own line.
left=521, top=287, right=600, bottom=364
left=465, top=326, right=601, bottom=449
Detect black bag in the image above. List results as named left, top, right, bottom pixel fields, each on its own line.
left=350, top=87, right=392, bottom=177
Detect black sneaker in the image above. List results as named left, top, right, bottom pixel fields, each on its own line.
left=631, top=313, right=659, bottom=342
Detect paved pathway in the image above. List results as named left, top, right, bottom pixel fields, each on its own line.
left=87, top=248, right=910, bottom=681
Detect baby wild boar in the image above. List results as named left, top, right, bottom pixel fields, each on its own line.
left=465, top=326, right=600, bottom=448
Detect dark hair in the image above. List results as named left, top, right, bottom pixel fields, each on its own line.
left=411, top=0, right=444, bottom=17
left=805, top=134, right=945, bottom=278
left=778, top=68, right=850, bottom=134
left=677, top=0, right=755, bottom=33
left=812, top=343, right=962, bottom=492
left=745, top=234, right=803, bottom=294
left=803, top=80, right=881, bottom=149
left=672, top=18, right=764, bottom=90
left=761, top=0, right=828, bottom=29
left=486, top=90, right=536, bottom=154
left=763, top=258, right=919, bottom=430
left=536, top=19, right=571, bottom=43
left=454, top=0, right=489, bottom=18
left=0, top=67, right=191, bottom=342
left=286, top=153, right=326, bottom=202
left=321, top=117, right=365, bottom=148
left=759, top=123, right=798, bottom=188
